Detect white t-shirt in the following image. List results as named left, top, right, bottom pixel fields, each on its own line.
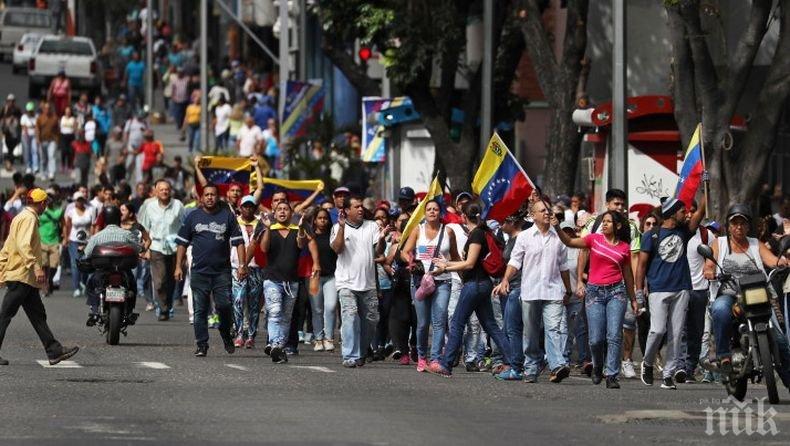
left=84, top=120, right=96, bottom=142
left=60, top=116, right=76, bottom=135
left=237, top=124, right=263, bottom=157
left=66, top=205, right=96, bottom=241
left=446, top=222, right=468, bottom=283
left=21, top=114, right=36, bottom=137
left=331, top=220, right=380, bottom=292
left=214, top=103, right=232, bottom=135
left=687, top=228, right=711, bottom=291
left=565, top=247, right=579, bottom=292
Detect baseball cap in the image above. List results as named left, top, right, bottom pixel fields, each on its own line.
left=333, top=186, right=350, bottom=195
left=28, top=188, right=48, bottom=203
left=240, top=195, right=256, bottom=207
left=559, top=221, right=575, bottom=231
left=455, top=191, right=473, bottom=204
left=398, top=187, right=415, bottom=201
left=6, top=93, right=14, bottom=101
left=704, top=220, right=721, bottom=233
left=25, top=101, right=35, bottom=112
left=72, top=191, right=86, bottom=201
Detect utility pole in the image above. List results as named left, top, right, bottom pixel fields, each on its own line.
left=298, top=0, right=307, bottom=79
left=145, top=0, right=153, bottom=112
left=278, top=0, right=290, bottom=123
left=611, top=0, right=627, bottom=191
left=200, top=0, right=208, bottom=153
left=480, top=0, right=493, bottom=151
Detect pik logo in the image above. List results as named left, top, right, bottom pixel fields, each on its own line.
left=704, top=397, right=779, bottom=436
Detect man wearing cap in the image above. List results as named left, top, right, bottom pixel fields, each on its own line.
left=636, top=197, right=705, bottom=389
left=39, top=188, right=65, bottom=297
left=231, top=195, right=265, bottom=348
left=20, top=102, right=38, bottom=174
left=35, top=102, right=59, bottom=182
left=328, top=186, right=350, bottom=224
left=0, top=188, right=79, bottom=366
left=398, top=187, right=416, bottom=213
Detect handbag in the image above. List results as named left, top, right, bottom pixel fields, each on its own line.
left=415, top=224, right=445, bottom=301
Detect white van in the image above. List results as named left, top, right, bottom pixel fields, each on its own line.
left=0, top=7, right=54, bottom=59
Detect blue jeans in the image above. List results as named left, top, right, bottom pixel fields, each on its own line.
left=263, top=280, right=298, bottom=348
left=565, top=298, right=589, bottom=365
left=504, top=286, right=525, bottom=370
left=489, top=293, right=507, bottom=365
left=22, top=134, right=38, bottom=172
left=448, top=278, right=483, bottom=364
left=128, top=83, right=144, bottom=110
left=232, top=267, right=263, bottom=339
left=187, top=124, right=200, bottom=153
left=67, top=241, right=88, bottom=291
left=134, top=260, right=152, bottom=304
left=40, top=140, right=56, bottom=179
left=412, top=278, right=451, bottom=361
left=441, top=279, right=513, bottom=371
left=190, top=271, right=233, bottom=347
left=711, top=294, right=790, bottom=387
left=311, top=276, right=338, bottom=341
left=685, top=289, right=709, bottom=374
left=585, top=283, right=627, bottom=378
left=338, top=288, right=379, bottom=361
left=523, top=299, right=568, bottom=376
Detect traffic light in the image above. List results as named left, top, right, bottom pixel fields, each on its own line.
left=358, top=46, right=372, bottom=63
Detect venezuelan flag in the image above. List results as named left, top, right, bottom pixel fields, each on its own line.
left=674, top=124, right=704, bottom=207
left=472, top=133, right=534, bottom=222
left=258, top=177, right=326, bottom=208
left=398, top=176, right=443, bottom=249
left=281, top=80, right=325, bottom=139
left=197, top=156, right=252, bottom=196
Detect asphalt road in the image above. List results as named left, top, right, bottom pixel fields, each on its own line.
left=1, top=54, right=790, bottom=446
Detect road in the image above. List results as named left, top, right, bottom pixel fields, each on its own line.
left=1, top=57, right=790, bottom=446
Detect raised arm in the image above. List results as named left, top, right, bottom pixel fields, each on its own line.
left=294, top=182, right=325, bottom=215
left=193, top=156, right=207, bottom=187
left=688, top=200, right=706, bottom=233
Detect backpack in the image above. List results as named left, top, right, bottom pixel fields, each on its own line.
left=481, top=229, right=506, bottom=278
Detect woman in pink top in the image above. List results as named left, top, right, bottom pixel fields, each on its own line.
left=553, top=210, right=637, bottom=388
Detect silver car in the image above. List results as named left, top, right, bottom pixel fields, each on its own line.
left=12, top=32, right=44, bottom=74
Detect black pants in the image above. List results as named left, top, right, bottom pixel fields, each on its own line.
left=375, top=288, right=393, bottom=349
left=0, top=281, right=64, bottom=359
left=287, top=278, right=313, bottom=351
left=389, top=281, right=417, bottom=354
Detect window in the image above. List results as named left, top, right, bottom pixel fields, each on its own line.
left=38, top=40, right=93, bottom=56
left=3, top=11, right=52, bottom=28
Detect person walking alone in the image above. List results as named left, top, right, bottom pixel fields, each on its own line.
left=0, top=188, right=79, bottom=366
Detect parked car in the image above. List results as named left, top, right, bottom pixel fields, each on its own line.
left=0, top=7, right=54, bottom=60
left=28, top=35, right=101, bottom=98
left=11, top=32, right=44, bottom=73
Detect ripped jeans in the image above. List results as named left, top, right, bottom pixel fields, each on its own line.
left=338, top=288, right=379, bottom=362
left=232, top=267, right=263, bottom=340
left=263, top=280, right=298, bottom=348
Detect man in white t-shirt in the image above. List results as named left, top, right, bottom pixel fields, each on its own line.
left=213, top=96, right=232, bottom=151
left=684, top=206, right=714, bottom=381
left=330, top=195, right=388, bottom=368
left=236, top=116, right=263, bottom=157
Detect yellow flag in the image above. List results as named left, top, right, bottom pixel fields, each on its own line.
left=398, top=176, right=443, bottom=249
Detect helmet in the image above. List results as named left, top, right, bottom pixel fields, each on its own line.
left=103, top=205, right=121, bottom=226
left=726, top=203, right=752, bottom=224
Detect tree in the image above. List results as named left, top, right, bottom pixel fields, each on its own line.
left=666, top=0, right=790, bottom=218
left=517, top=0, right=590, bottom=196
left=316, top=1, right=528, bottom=191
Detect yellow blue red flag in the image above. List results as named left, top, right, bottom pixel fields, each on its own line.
left=398, top=176, right=443, bottom=249
left=472, top=133, right=534, bottom=222
left=674, top=123, right=704, bottom=207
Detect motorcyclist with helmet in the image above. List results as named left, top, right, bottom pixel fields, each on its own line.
left=84, top=205, right=141, bottom=326
left=705, top=204, right=790, bottom=388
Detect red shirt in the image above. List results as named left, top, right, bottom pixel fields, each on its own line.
left=72, top=140, right=91, bottom=155
left=140, top=141, right=163, bottom=170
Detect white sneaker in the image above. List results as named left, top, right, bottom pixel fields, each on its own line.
left=313, top=341, right=324, bottom=352
left=323, top=340, right=335, bottom=352
left=621, top=360, right=636, bottom=379
left=72, top=289, right=81, bottom=298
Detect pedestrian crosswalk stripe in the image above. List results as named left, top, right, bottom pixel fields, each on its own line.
left=134, top=362, right=171, bottom=369
left=225, top=364, right=249, bottom=372
left=290, top=365, right=335, bottom=373
left=37, top=360, right=82, bottom=368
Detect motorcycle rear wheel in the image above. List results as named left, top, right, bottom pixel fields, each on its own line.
left=106, top=304, right=122, bottom=345
left=756, top=330, right=780, bottom=404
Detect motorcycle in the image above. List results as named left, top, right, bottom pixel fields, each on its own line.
left=697, top=237, right=790, bottom=404
left=78, top=242, right=139, bottom=345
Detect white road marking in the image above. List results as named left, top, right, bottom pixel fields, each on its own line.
left=290, top=365, right=335, bottom=373
left=225, top=364, right=249, bottom=372
left=37, top=360, right=82, bottom=368
left=134, top=362, right=171, bottom=370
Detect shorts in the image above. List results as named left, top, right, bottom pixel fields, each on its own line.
left=41, top=243, right=61, bottom=269
left=622, top=297, right=636, bottom=330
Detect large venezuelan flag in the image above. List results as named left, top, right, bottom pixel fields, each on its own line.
left=674, top=124, right=704, bottom=207
left=472, top=133, right=534, bottom=222
left=281, top=80, right=325, bottom=139
left=258, top=177, right=326, bottom=208
left=197, top=156, right=252, bottom=196
left=398, top=176, right=443, bottom=249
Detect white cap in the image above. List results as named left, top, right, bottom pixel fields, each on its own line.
left=72, top=191, right=85, bottom=200
left=6, top=93, right=14, bottom=101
